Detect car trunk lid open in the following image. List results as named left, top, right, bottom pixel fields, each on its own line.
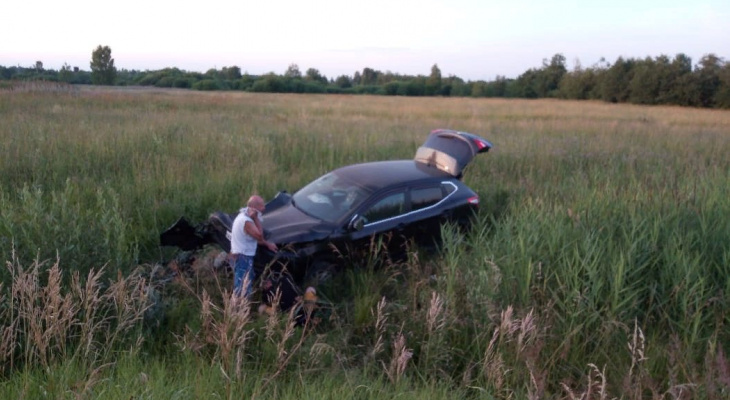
left=414, top=129, right=492, bottom=178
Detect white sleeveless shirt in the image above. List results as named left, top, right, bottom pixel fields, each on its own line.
left=230, top=207, right=258, bottom=256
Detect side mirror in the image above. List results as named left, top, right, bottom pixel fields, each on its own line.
left=349, top=215, right=365, bottom=231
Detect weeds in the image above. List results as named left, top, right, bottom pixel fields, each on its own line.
left=0, top=249, right=150, bottom=378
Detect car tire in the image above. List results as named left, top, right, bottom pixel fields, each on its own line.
left=305, top=258, right=339, bottom=286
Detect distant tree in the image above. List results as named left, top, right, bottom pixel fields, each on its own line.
left=304, top=68, right=327, bottom=84
left=598, top=57, right=634, bottom=103
left=155, top=76, right=176, bottom=88
left=628, top=57, right=660, bottom=104
left=441, top=75, right=467, bottom=96
left=514, top=68, right=540, bottom=98
left=489, top=75, right=509, bottom=97
left=352, top=71, right=362, bottom=85
left=192, top=79, right=220, bottom=91
left=425, top=64, right=442, bottom=95
left=470, top=80, right=488, bottom=97
left=234, top=73, right=255, bottom=91
left=404, top=77, right=426, bottom=96
left=376, top=71, right=398, bottom=85
left=59, top=63, right=72, bottom=82
left=284, top=63, right=302, bottom=79
left=383, top=81, right=400, bottom=95
left=204, top=68, right=219, bottom=79
left=539, top=53, right=567, bottom=97
left=301, top=80, right=326, bottom=93
left=559, top=59, right=599, bottom=100
left=334, top=75, right=353, bottom=88
left=90, top=45, right=116, bottom=85
left=659, top=54, right=695, bottom=105
left=251, top=73, right=285, bottom=92
left=513, top=54, right=567, bottom=98
left=361, top=68, right=379, bottom=86
left=715, top=62, right=730, bottom=108
left=695, top=54, right=723, bottom=107
left=172, top=77, right=193, bottom=89
left=221, top=66, right=242, bottom=80
left=35, top=61, right=44, bottom=72
left=0, top=66, right=11, bottom=80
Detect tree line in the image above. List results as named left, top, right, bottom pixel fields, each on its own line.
left=2, top=45, right=729, bottom=108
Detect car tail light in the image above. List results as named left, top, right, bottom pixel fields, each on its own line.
left=468, top=196, right=479, bottom=205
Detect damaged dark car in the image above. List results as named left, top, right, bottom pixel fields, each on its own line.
left=160, top=129, right=492, bottom=283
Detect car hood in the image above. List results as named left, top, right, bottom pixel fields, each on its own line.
left=263, top=200, right=334, bottom=245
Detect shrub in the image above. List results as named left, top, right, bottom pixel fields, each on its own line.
left=192, top=79, right=221, bottom=91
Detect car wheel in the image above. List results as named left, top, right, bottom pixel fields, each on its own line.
left=305, top=259, right=339, bottom=286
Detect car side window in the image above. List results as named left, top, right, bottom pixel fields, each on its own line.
left=363, top=192, right=405, bottom=224
left=411, top=186, right=443, bottom=211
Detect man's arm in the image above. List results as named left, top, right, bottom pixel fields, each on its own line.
left=244, top=219, right=278, bottom=252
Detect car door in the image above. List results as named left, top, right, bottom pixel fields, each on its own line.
left=347, top=189, right=410, bottom=259
left=401, top=183, right=453, bottom=248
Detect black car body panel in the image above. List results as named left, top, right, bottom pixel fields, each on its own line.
left=160, top=129, right=492, bottom=281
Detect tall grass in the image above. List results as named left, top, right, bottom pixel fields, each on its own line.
left=1, top=87, right=729, bottom=397
left=0, top=252, right=150, bottom=381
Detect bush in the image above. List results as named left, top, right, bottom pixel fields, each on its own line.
left=173, top=78, right=192, bottom=89
left=0, top=180, right=138, bottom=283
left=301, top=81, right=326, bottom=93
left=155, top=76, right=175, bottom=88
left=353, top=85, right=385, bottom=95
left=192, top=79, right=221, bottom=91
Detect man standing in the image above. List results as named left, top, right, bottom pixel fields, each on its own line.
left=230, top=195, right=278, bottom=299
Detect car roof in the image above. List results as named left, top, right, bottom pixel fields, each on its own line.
left=334, top=160, right=452, bottom=192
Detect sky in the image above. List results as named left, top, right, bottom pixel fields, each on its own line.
left=2, top=0, right=728, bottom=81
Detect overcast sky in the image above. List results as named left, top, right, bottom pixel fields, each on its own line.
left=2, top=0, right=728, bottom=81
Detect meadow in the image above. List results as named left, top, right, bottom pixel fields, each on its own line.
left=1, top=84, right=729, bottom=398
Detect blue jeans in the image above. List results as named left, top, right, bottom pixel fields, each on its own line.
left=233, top=254, right=255, bottom=299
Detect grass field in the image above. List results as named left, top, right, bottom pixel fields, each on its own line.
left=1, top=85, right=729, bottom=398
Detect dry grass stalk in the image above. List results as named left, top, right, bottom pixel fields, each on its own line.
left=481, top=306, right=544, bottom=397
left=70, top=361, right=114, bottom=400
left=628, top=318, right=648, bottom=377
left=426, top=291, right=445, bottom=334
left=1, top=252, right=151, bottom=376
left=102, top=267, right=150, bottom=356
left=560, top=363, right=611, bottom=400
left=308, top=342, right=335, bottom=368
left=0, top=281, right=15, bottom=375
left=276, top=308, right=298, bottom=364
left=705, top=342, right=730, bottom=399
left=183, top=274, right=253, bottom=358
left=500, top=305, right=518, bottom=338
left=217, top=286, right=253, bottom=377
left=370, top=296, right=388, bottom=359
left=258, top=305, right=314, bottom=395
left=384, top=332, right=413, bottom=384
left=482, top=327, right=506, bottom=392
left=12, top=256, right=79, bottom=367
left=71, top=267, right=105, bottom=360
left=264, top=288, right=283, bottom=342
left=517, top=309, right=536, bottom=353
left=200, top=289, right=213, bottom=336
left=40, top=260, right=78, bottom=364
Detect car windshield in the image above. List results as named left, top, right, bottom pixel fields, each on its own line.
left=292, top=172, right=372, bottom=223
